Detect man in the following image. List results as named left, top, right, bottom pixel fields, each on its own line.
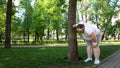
left=73, top=22, right=102, bottom=64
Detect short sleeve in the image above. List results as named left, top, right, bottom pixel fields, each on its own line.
left=85, top=27, right=93, bottom=35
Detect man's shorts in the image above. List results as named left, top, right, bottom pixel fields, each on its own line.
left=85, top=34, right=102, bottom=46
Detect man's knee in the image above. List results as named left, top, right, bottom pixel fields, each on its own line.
left=92, top=45, right=98, bottom=48
left=92, top=42, right=98, bottom=48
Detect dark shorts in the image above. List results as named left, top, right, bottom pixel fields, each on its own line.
left=85, top=34, right=102, bottom=46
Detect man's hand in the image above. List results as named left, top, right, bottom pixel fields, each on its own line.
left=90, top=32, right=97, bottom=42
left=72, top=24, right=77, bottom=28
left=93, top=42, right=97, bottom=48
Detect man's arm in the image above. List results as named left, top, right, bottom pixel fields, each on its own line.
left=91, top=32, right=97, bottom=48
left=90, top=32, right=97, bottom=42
left=72, top=24, right=78, bottom=28
left=90, top=32, right=98, bottom=47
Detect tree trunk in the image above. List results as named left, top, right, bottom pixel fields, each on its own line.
left=35, top=31, right=39, bottom=41
left=81, top=15, right=84, bottom=20
left=118, top=32, right=120, bottom=40
left=65, top=34, right=68, bottom=40
left=0, top=34, right=1, bottom=42
left=85, top=15, right=87, bottom=22
left=56, top=30, right=59, bottom=41
left=5, top=0, right=12, bottom=48
left=68, top=0, right=79, bottom=61
left=114, top=34, right=116, bottom=40
left=101, top=30, right=105, bottom=40
left=27, top=30, right=29, bottom=42
left=47, top=28, right=50, bottom=40
left=34, top=32, right=37, bottom=41
left=23, top=31, right=26, bottom=43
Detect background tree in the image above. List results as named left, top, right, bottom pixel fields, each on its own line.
left=11, top=16, right=22, bottom=42
left=19, top=0, right=33, bottom=42
left=114, top=20, right=120, bottom=40
left=5, top=0, right=12, bottom=48
left=78, top=0, right=120, bottom=40
left=48, top=0, right=66, bottom=41
left=32, top=0, right=46, bottom=42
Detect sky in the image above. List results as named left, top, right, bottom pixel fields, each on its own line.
left=14, top=0, right=35, bottom=20
left=109, top=0, right=120, bottom=6
left=14, top=0, right=24, bottom=19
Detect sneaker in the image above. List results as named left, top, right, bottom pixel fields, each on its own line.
left=84, top=58, right=92, bottom=62
left=94, top=59, right=100, bottom=64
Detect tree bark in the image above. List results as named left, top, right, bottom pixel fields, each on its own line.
left=68, top=0, right=79, bottom=61
left=118, top=32, right=120, bottom=40
left=27, top=29, right=29, bottom=42
left=47, top=28, right=50, bottom=40
left=23, top=31, right=26, bottom=43
left=0, top=34, right=1, bottom=42
left=5, top=0, right=12, bottom=48
left=56, top=30, right=59, bottom=41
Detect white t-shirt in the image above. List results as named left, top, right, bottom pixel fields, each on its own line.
left=82, top=23, right=100, bottom=41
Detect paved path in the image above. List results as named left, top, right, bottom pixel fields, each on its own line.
left=92, top=50, right=120, bottom=68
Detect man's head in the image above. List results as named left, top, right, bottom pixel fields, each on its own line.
left=76, top=24, right=84, bottom=33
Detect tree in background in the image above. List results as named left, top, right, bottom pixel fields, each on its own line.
left=32, top=0, right=66, bottom=41
left=19, top=0, right=33, bottom=42
left=43, top=0, right=66, bottom=40
left=32, top=0, right=46, bottom=42
left=48, top=0, right=66, bottom=41
left=5, top=0, right=12, bottom=48
left=101, top=0, right=119, bottom=40
left=78, top=0, right=120, bottom=40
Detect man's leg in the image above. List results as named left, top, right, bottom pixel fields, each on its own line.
left=84, top=41, right=93, bottom=62
left=87, top=45, right=93, bottom=58
left=93, top=46, right=100, bottom=64
left=93, top=46, right=100, bottom=59
left=93, top=34, right=101, bottom=64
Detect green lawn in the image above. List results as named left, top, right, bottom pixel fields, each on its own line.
left=0, top=45, right=120, bottom=68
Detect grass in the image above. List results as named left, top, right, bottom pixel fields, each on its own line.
left=0, top=45, right=120, bottom=68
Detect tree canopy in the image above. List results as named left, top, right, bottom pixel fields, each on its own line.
left=0, top=0, right=120, bottom=46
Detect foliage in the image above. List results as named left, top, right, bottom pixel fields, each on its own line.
left=11, top=16, right=22, bottom=38
left=78, top=0, right=120, bottom=40
left=31, top=0, right=47, bottom=41
left=0, top=0, right=120, bottom=44
left=0, top=0, right=6, bottom=5
left=0, top=0, right=6, bottom=38
left=18, top=0, right=33, bottom=42
left=31, top=0, right=67, bottom=41
left=0, top=8, right=5, bottom=36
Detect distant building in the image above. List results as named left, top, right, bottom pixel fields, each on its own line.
left=111, top=7, right=120, bottom=25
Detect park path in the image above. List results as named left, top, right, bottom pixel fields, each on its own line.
left=92, top=50, right=120, bottom=68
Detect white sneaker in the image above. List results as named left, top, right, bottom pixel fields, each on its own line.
left=84, top=58, right=92, bottom=62
left=94, top=59, right=100, bottom=64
